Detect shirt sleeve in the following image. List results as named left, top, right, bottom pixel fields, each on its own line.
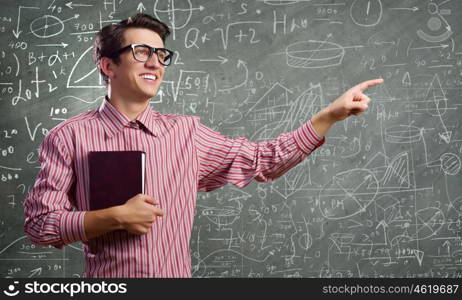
left=23, top=129, right=88, bottom=249
left=195, top=119, right=325, bottom=192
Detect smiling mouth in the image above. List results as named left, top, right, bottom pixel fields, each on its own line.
left=139, top=74, right=157, bottom=81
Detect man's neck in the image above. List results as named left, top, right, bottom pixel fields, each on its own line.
left=107, top=89, right=150, bottom=121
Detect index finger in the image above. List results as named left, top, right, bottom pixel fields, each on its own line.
left=152, top=207, right=164, bottom=216
left=143, top=195, right=159, bottom=205
left=356, top=78, right=384, bottom=92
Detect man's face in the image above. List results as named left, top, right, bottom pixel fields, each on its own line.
left=109, top=27, right=166, bottom=101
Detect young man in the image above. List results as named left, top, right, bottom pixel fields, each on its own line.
left=24, top=14, right=383, bottom=277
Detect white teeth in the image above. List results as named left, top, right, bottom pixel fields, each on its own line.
left=140, top=74, right=157, bottom=80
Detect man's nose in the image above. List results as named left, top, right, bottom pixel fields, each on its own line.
left=145, top=53, right=162, bottom=68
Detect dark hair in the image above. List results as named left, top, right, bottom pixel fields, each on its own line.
left=93, top=13, right=171, bottom=84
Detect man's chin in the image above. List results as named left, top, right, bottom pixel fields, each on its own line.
left=145, top=90, right=159, bottom=100
left=137, top=88, right=158, bottom=100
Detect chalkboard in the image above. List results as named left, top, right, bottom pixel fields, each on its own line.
left=1, top=0, right=461, bottom=278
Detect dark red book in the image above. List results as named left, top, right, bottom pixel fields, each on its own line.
left=88, top=151, right=145, bottom=211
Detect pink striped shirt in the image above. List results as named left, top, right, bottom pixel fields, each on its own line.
left=24, top=97, right=325, bottom=277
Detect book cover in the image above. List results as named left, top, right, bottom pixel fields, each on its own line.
left=88, top=151, right=145, bottom=211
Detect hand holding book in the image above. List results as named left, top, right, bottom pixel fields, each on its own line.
left=84, top=151, right=164, bottom=239
left=113, top=193, right=164, bottom=235
left=84, top=194, right=164, bottom=239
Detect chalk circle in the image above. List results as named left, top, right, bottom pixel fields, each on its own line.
left=30, top=15, right=64, bottom=38
left=298, top=233, right=312, bottom=250
left=202, top=207, right=240, bottom=226
left=453, top=196, right=462, bottom=212
left=384, top=125, right=421, bottom=144
left=427, top=2, right=439, bottom=15
left=440, top=153, right=461, bottom=175
left=319, top=169, right=379, bottom=220
left=411, top=207, right=445, bottom=241
left=427, top=16, right=442, bottom=31
left=261, top=1, right=298, bottom=5
left=446, top=196, right=462, bottom=235
left=286, top=41, right=345, bottom=69
left=350, top=0, right=383, bottom=27
left=153, top=0, right=193, bottom=30
left=330, top=233, right=355, bottom=244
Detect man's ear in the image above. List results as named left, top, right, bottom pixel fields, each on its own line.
left=99, top=57, right=116, bottom=80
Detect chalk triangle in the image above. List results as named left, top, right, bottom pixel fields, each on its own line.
left=414, top=250, right=424, bottom=266
left=439, top=131, right=452, bottom=144
left=402, top=72, right=411, bottom=86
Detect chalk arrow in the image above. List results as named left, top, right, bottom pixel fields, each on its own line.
left=137, top=2, right=146, bottom=13
left=199, top=56, right=228, bottom=64
left=36, top=42, right=69, bottom=48
left=13, top=6, right=39, bottom=38
left=389, top=7, right=419, bottom=12
left=65, top=2, right=93, bottom=9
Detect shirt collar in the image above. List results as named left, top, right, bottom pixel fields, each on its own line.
left=98, top=96, right=160, bottom=138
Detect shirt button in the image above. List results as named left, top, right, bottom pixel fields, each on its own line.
left=129, top=121, right=139, bottom=128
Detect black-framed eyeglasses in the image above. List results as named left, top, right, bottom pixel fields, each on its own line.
left=116, top=43, right=174, bottom=66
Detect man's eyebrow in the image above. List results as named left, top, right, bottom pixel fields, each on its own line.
left=133, top=43, right=165, bottom=48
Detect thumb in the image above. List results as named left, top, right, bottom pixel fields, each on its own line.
left=349, top=102, right=368, bottom=115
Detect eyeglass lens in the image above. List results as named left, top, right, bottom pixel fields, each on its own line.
left=133, top=45, right=171, bottom=65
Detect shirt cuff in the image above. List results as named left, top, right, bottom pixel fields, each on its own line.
left=293, top=120, right=325, bottom=155
left=60, top=211, right=88, bottom=244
